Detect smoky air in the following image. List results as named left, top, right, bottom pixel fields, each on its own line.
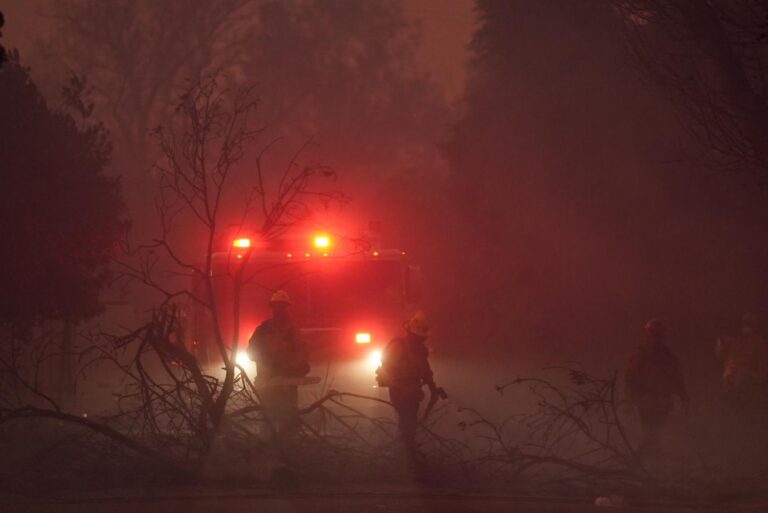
left=1, top=1, right=767, bottom=511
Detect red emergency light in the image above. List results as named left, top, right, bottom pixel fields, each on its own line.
left=232, top=238, right=252, bottom=249
left=313, top=234, right=331, bottom=249
left=355, top=332, right=372, bottom=344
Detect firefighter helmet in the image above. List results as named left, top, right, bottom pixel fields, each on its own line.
left=644, top=318, right=666, bottom=337
left=405, top=311, right=429, bottom=337
left=269, top=290, right=292, bottom=306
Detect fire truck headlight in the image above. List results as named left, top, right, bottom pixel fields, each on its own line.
left=367, top=349, right=382, bottom=372
left=235, top=351, right=251, bottom=368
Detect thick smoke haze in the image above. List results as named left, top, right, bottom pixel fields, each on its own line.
left=441, top=1, right=768, bottom=389
left=2, top=0, right=768, bottom=450
left=4, top=1, right=768, bottom=504
left=3, top=0, right=766, bottom=388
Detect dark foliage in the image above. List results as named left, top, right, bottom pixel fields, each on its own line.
left=444, top=0, right=663, bottom=355
left=616, top=0, right=768, bottom=176
left=0, top=11, right=6, bottom=67
left=0, top=56, right=127, bottom=326
left=442, top=0, right=768, bottom=364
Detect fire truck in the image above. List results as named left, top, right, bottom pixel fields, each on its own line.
left=188, top=224, right=423, bottom=389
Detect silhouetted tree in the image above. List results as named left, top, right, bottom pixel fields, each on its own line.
left=40, top=1, right=255, bottom=159
left=0, top=72, right=361, bottom=480
left=36, top=0, right=448, bottom=247
left=0, top=11, right=6, bottom=67
left=615, top=1, right=768, bottom=178
left=441, top=0, right=768, bottom=371
left=33, top=0, right=259, bottom=232
left=239, top=1, right=447, bottom=174
left=444, top=1, right=661, bottom=353
left=0, top=55, right=127, bottom=327
left=229, top=1, right=452, bottom=272
left=108, top=71, right=344, bottom=460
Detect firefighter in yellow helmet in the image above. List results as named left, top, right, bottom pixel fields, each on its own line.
left=247, top=290, right=309, bottom=434
left=376, top=311, right=440, bottom=452
left=625, top=318, right=688, bottom=457
left=716, top=313, right=768, bottom=412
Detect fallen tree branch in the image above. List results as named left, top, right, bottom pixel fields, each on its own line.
left=0, top=406, right=191, bottom=476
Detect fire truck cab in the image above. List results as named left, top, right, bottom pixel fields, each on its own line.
left=189, top=226, right=423, bottom=390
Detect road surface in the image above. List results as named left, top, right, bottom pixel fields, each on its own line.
left=2, top=490, right=765, bottom=513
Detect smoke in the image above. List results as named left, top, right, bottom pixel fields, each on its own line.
left=438, top=1, right=768, bottom=385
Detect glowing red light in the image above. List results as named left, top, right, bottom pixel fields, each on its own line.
left=372, top=251, right=380, bottom=257
left=286, top=253, right=293, bottom=258
left=355, top=332, right=371, bottom=344
left=232, top=238, right=251, bottom=248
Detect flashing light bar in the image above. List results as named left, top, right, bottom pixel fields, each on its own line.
left=313, top=234, right=331, bottom=249
left=355, top=332, right=372, bottom=344
left=232, top=238, right=252, bottom=248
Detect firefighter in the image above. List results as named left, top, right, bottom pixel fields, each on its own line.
left=247, top=290, right=309, bottom=435
left=376, top=311, right=438, bottom=451
left=625, top=318, right=689, bottom=457
left=716, top=313, right=768, bottom=415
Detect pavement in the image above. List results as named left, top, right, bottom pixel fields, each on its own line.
left=2, top=489, right=766, bottom=513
